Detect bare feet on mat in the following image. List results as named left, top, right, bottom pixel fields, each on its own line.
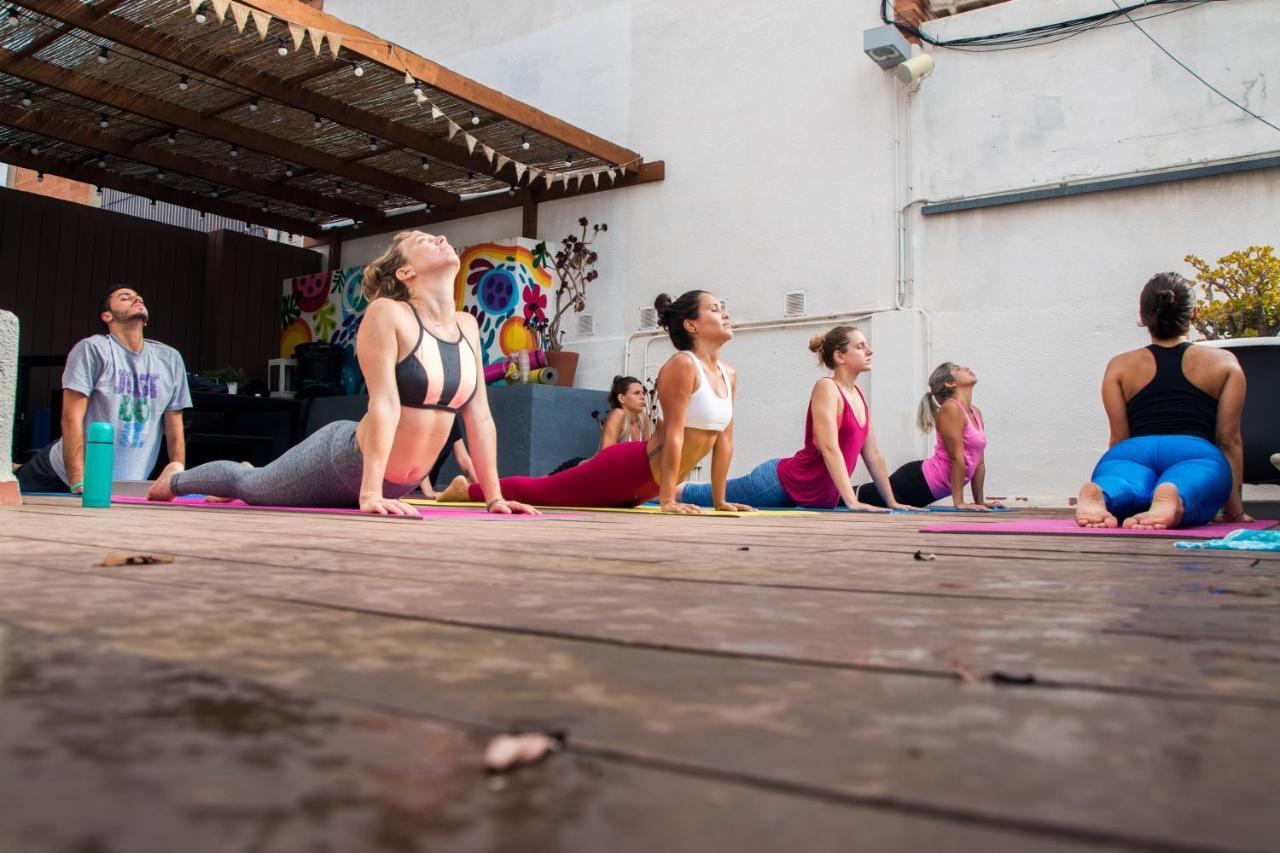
left=1123, top=482, right=1184, bottom=529
left=145, top=461, right=185, bottom=502
left=1074, top=482, right=1117, bottom=528
left=437, top=475, right=471, bottom=503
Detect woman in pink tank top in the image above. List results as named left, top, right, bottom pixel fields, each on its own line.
left=679, top=326, right=912, bottom=510
left=856, top=362, right=997, bottom=510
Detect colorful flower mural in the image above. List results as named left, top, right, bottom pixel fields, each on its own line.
left=281, top=238, right=553, bottom=394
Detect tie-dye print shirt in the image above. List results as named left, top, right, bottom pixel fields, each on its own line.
left=49, top=334, right=191, bottom=484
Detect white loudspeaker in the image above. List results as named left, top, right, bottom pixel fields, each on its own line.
left=895, top=53, right=935, bottom=86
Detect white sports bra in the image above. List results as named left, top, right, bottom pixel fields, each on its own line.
left=681, top=351, right=733, bottom=432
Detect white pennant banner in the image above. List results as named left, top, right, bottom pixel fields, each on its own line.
left=404, top=70, right=414, bottom=85
left=231, top=2, right=250, bottom=33
left=514, top=163, right=527, bottom=183
left=527, top=167, right=541, bottom=183
left=430, top=105, right=443, bottom=120
left=591, top=172, right=600, bottom=188
left=188, top=0, right=201, bottom=14
left=495, top=154, right=510, bottom=172
left=288, top=22, right=305, bottom=50
left=326, top=32, right=343, bottom=58
left=607, top=169, right=617, bottom=183
left=544, top=172, right=556, bottom=190
left=210, top=0, right=230, bottom=23
left=464, top=134, right=478, bottom=155
left=447, top=120, right=461, bottom=140
left=481, top=145, right=496, bottom=165
left=250, top=9, right=271, bottom=39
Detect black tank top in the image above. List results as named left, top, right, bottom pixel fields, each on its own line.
left=1125, top=343, right=1218, bottom=442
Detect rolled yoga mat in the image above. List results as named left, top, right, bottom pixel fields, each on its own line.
left=527, top=366, right=558, bottom=385
left=482, top=350, right=550, bottom=384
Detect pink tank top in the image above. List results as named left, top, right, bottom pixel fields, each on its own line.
left=776, top=379, right=870, bottom=508
left=920, top=400, right=987, bottom=499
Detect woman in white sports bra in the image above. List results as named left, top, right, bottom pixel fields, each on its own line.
left=438, top=289, right=750, bottom=513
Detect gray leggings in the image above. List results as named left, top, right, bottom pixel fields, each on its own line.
left=169, top=420, right=419, bottom=507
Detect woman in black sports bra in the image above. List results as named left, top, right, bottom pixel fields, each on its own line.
left=150, top=231, right=538, bottom=517
left=1074, top=272, right=1249, bottom=530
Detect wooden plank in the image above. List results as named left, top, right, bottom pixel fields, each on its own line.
left=0, top=144, right=321, bottom=237
left=13, top=192, right=45, bottom=355
left=0, top=48, right=456, bottom=207
left=21, top=0, right=519, bottom=186
left=237, top=0, right=645, bottom=169
left=45, top=199, right=77, bottom=351
left=0, top=623, right=1089, bottom=853
left=0, top=557, right=1275, bottom=852
left=0, top=102, right=381, bottom=222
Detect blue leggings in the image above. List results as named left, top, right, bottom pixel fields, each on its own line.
left=1091, top=435, right=1231, bottom=527
left=681, top=458, right=794, bottom=507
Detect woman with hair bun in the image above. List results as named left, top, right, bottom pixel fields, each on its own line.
left=680, top=325, right=910, bottom=511
left=854, top=361, right=996, bottom=510
left=440, top=289, right=749, bottom=512
left=149, top=231, right=538, bottom=516
left=1075, top=272, right=1249, bottom=529
left=599, top=375, right=652, bottom=451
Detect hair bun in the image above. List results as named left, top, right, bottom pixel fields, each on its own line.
left=653, top=293, right=673, bottom=327
left=1156, top=290, right=1176, bottom=305
left=807, top=334, right=824, bottom=353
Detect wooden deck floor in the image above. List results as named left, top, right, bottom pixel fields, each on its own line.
left=1, top=497, right=1277, bottom=853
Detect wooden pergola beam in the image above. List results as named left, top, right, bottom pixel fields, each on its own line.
left=16, top=0, right=509, bottom=183
left=0, top=102, right=382, bottom=222
left=0, top=48, right=458, bottom=207
left=239, top=0, right=644, bottom=168
left=0, top=143, right=324, bottom=236
left=342, top=160, right=664, bottom=239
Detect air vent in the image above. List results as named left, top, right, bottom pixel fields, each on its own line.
left=784, top=290, right=807, bottom=318
left=577, top=313, right=595, bottom=336
left=639, top=306, right=658, bottom=330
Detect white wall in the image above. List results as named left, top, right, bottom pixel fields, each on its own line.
left=328, top=0, right=1280, bottom=500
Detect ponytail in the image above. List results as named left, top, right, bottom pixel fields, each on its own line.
left=361, top=232, right=413, bottom=303
left=916, top=362, right=959, bottom=432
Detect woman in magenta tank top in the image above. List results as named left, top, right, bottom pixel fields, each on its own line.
left=856, top=362, right=998, bottom=510
left=679, top=326, right=911, bottom=510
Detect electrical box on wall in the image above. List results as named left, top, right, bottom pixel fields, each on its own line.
left=863, top=24, right=911, bottom=69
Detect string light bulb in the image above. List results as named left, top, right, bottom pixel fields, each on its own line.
left=167, top=130, right=177, bottom=143
left=98, top=113, right=109, bottom=129
left=95, top=185, right=102, bottom=195
left=420, top=156, right=429, bottom=171
left=6, top=9, right=19, bottom=28
left=194, top=4, right=207, bottom=24
left=21, top=90, right=32, bottom=107
left=150, top=198, right=157, bottom=207
left=177, top=74, right=189, bottom=91
left=334, top=181, right=343, bottom=195
left=97, top=46, right=109, bottom=65
left=284, top=165, right=294, bottom=178
left=412, top=80, right=424, bottom=98
left=156, top=169, right=166, bottom=181
left=351, top=61, right=364, bottom=77
left=507, top=185, right=516, bottom=197
left=249, top=96, right=259, bottom=112
left=312, top=113, right=321, bottom=129
left=367, top=135, right=378, bottom=151
left=276, top=37, right=289, bottom=57
left=521, top=135, right=530, bottom=151
left=97, top=156, right=106, bottom=168
left=469, top=110, right=480, bottom=126
left=229, top=144, right=239, bottom=158
left=36, top=171, right=44, bottom=183
left=563, top=151, right=573, bottom=168
left=30, top=143, right=40, bottom=155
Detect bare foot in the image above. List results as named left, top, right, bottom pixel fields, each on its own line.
left=1123, top=482, right=1184, bottom=529
left=1074, top=482, right=1117, bottom=528
left=146, top=461, right=185, bottom=502
left=437, top=475, right=472, bottom=503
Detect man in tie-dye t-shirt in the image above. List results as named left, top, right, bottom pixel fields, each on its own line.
left=17, top=287, right=191, bottom=494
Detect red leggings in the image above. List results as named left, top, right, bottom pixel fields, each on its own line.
left=470, top=440, right=660, bottom=507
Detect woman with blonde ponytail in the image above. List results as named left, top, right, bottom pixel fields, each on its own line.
left=855, top=361, right=995, bottom=510
left=679, top=325, right=910, bottom=510
left=149, top=231, right=538, bottom=516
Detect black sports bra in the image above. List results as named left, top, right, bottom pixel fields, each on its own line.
left=394, top=306, right=479, bottom=411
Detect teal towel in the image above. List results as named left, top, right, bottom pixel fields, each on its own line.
left=1175, top=529, right=1280, bottom=551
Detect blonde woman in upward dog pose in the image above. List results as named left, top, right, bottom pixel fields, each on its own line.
left=856, top=362, right=997, bottom=510
left=149, top=231, right=537, bottom=516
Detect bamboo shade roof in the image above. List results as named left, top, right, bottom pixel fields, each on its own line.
left=0, top=0, right=662, bottom=238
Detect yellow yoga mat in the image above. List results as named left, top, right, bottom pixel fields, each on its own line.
left=407, top=499, right=816, bottom=518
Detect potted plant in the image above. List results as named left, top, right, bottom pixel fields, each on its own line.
left=204, top=366, right=248, bottom=395
left=1188, top=245, right=1279, bottom=484
left=525, top=217, right=607, bottom=387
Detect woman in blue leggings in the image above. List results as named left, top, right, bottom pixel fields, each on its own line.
left=1075, top=272, right=1250, bottom=529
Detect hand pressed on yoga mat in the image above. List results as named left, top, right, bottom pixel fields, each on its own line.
left=360, top=495, right=421, bottom=517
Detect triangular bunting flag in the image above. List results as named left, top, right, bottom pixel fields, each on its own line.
left=188, top=0, right=201, bottom=15
left=404, top=70, right=414, bottom=85
left=495, top=154, right=511, bottom=172
left=231, top=2, right=250, bottom=33
left=514, top=163, right=527, bottom=183
left=619, top=164, right=628, bottom=176
left=464, top=134, right=478, bottom=155
left=288, top=22, right=305, bottom=50
left=211, top=0, right=230, bottom=23
left=430, top=105, right=444, bottom=120
left=326, top=32, right=343, bottom=58
left=544, top=172, right=556, bottom=190
left=607, top=168, right=617, bottom=183
left=250, top=9, right=271, bottom=39
left=307, top=27, right=325, bottom=56
left=481, top=145, right=496, bottom=165
left=570, top=175, right=580, bottom=191
left=415, top=91, right=428, bottom=104
left=447, top=120, right=460, bottom=141
left=591, top=172, right=600, bottom=188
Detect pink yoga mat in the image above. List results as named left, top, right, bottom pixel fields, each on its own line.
left=919, top=517, right=1277, bottom=539
left=112, top=495, right=564, bottom=520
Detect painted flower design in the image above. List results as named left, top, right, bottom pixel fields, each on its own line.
left=466, top=258, right=495, bottom=295
left=522, top=284, right=547, bottom=323
left=280, top=293, right=300, bottom=329
left=311, top=301, right=337, bottom=340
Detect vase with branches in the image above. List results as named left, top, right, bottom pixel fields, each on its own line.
left=526, top=217, right=607, bottom=352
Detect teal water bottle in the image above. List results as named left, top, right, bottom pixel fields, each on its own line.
left=82, top=421, right=114, bottom=508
